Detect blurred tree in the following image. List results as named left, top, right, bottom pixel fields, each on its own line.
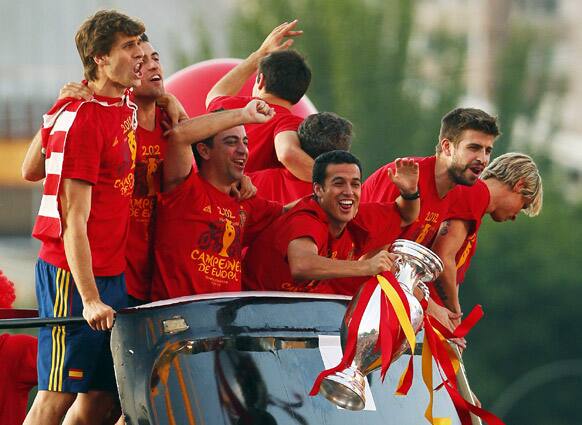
left=461, top=165, right=582, bottom=424
left=229, top=0, right=466, bottom=176
left=493, top=22, right=557, bottom=154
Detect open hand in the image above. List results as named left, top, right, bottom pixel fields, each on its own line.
left=257, top=20, right=303, bottom=57
left=387, top=158, right=419, bottom=197
left=59, top=81, right=93, bottom=101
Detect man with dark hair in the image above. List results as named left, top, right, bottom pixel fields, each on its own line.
left=363, top=107, right=499, bottom=246
left=430, top=152, right=543, bottom=328
left=243, top=150, right=420, bottom=295
left=206, top=21, right=315, bottom=183
left=150, top=100, right=289, bottom=301
left=362, top=107, right=499, bottom=330
left=22, top=33, right=185, bottom=308
left=248, top=112, right=354, bottom=203
left=24, top=9, right=145, bottom=425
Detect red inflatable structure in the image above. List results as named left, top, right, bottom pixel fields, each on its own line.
left=165, top=58, right=317, bottom=118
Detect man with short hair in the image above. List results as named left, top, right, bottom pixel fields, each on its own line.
left=430, top=152, right=543, bottom=321
left=248, top=111, right=353, bottom=203
left=243, top=150, right=420, bottom=295
left=206, top=21, right=315, bottom=183
left=124, top=33, right=181, bottom=305
left=363, top=107, right=500, bottom=247
left=22, top=33, right=185, bottom=306
left=24, top=10, right=145, bottom=425
left=362, top=107, right=500, bottom=329
left=150, top=100, right=287, bottom=301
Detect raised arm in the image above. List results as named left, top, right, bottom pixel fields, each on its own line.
left=387, top=158, right=420, bottom=226
left=274, top=130, right=313, bottom=181
left=287, top=237, right=397, bottom=281
left=60, top=178, right=115, bottom=331
left=163, top=99, right=275, bottom=191
left=156, top=93, right=189, bottom=128
left=431, top=219, right=471, bottom=315
left=205, top=20, right=303, bottom=107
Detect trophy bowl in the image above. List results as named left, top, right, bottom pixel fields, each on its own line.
left=318, top=239, right=444, bottom=410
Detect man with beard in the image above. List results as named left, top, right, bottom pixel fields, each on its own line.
left=362, top=108, right=499, bottom=247
left=362, top=108, right=499, bottom=331
left=430, top=152, right=543, bottom=327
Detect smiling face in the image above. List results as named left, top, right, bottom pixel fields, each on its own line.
left=99, top=33, right=144, bottom=89
left=133, top=41, right=164, bottom=99
left=203, top=126, right=249, bottom=184
left=444, top=129, right=496, bottom=186
left=314, top=163, right=362, bottom=234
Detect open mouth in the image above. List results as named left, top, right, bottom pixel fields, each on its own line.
left=338, top=199, right=354, bottom=212
left=233, top=159, right=246, bottom=169
left=149, top=74, right=162, bottom=83
left=468, top=164, right=484, bottom=176
left=133, top=62, right=144, bottom=79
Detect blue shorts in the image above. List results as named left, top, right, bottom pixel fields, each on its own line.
left=35, top=258, right=128, bottom=393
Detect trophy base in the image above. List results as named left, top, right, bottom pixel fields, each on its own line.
left=319, top=366, right=366, bottom=411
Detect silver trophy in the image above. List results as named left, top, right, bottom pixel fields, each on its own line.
left=318, top=239, right=444, bottom=410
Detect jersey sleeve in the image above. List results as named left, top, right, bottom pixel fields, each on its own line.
left=158, top=167, right=197, bottom=214
left=356, top=202, right=402, bottom=252
left=207, top=95, right=250, bottom=112
left=446, top=182, right=489, bottom=221
left=60, top=108, right=104, bottom=184
left=276, top=212, right=329, bottom=257
left=273, top=113, right=303, bottom=136
left=241, top=195, right=283, bottom=246
left=362, top=164, right=400, bottom=203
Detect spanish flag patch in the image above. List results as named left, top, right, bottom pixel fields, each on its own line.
left=68, top=369, right=84, bottom=380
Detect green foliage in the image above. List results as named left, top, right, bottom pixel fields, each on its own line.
left=461, top=164, right=582, bottom=422
left=493, top=23, right=556, bottom=154
left=229, top=0, right=466, bottom=177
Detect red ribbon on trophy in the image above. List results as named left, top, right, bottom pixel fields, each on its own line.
left=310, top=271, right=506, bottom=425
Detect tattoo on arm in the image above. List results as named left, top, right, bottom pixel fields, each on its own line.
left=435, top=280, right=448, bottom=301
left=439, top=220, right=450, bottom=236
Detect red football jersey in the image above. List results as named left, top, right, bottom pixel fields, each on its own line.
left=243, top=197, right=402, bottom=296
left=151, top=171, right=282, bottom=300
left=446, top=180, right=490, bottom=285
left=247, top=168, right=312, bottom=203
left=125, top=107, right=167, bottom=301
left=207, top=96, right=303, bottom=172
left=362, top=156, right=460, bottom=248
left=39, top=94, right=137, bottom=276
left=0, top=334, right=37, bottom=425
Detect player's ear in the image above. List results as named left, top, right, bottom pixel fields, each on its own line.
left=440, top=138, right=453, bottom=157
left=513, top=178, right=525, bottom=193
left=256, top=73, right=266, bottom=90
left=196, top=142, right=211, bottom=161
left=313, top=182, right=324, bottom=198
left=93, top=54, right=107, bottom=66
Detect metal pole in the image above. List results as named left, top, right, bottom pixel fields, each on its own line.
left=452, top=344, right=483, bottom=425
left=0, top=316, right=87, bottom=329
